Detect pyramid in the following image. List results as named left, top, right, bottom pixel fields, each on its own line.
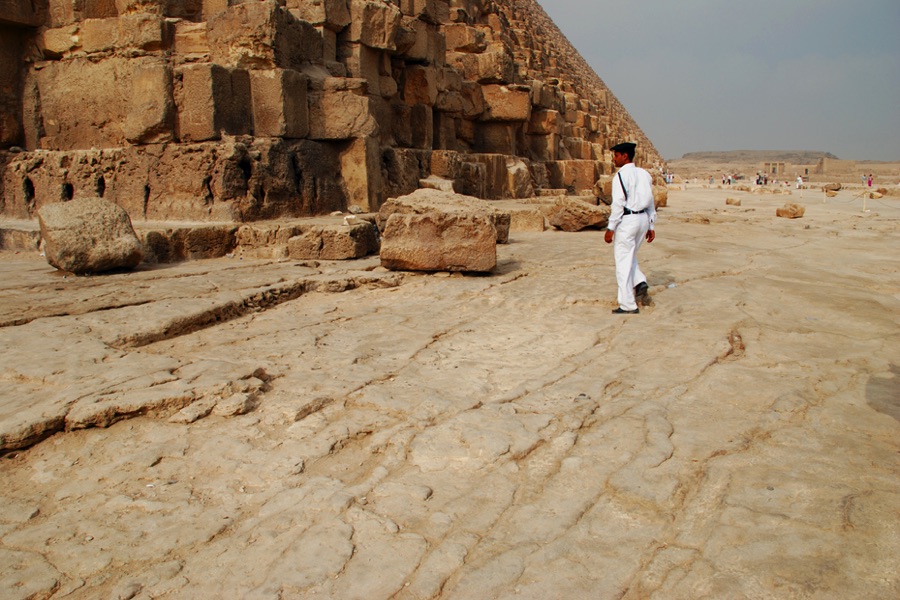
left=0, top=0, right=661, bottom=222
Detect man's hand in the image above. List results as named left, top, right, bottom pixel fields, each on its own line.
left=604, top=230, right=614, bottom=244
left=646, top=230, right=656, bottom=243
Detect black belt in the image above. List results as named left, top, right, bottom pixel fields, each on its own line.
left=623, top=207, right=647, bottom=215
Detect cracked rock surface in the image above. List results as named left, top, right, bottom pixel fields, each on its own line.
left=1, top=188, right=898, bottom=599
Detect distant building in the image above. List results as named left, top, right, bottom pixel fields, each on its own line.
left=761, top=162, right=786, bottom=176
left=814, top=158, right=858, bottom=176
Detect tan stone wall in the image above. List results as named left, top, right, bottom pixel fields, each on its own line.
left=1, top=0, right=661, bottom=222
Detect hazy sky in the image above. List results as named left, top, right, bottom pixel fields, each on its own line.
left=540, top=0, right=900, bottom=161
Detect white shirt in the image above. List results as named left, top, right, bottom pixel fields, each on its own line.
left=608, top=163, right=657, bottom=232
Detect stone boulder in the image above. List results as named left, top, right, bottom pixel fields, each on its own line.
left=776, top=203, right=805, bottom=219
left=287, top=221, right=379, bottom=260
left=37, top=198, right=143, bottom=274
left=726, top=197, right=741, bottom=206
left=380, top=212, right=496, bottom=272
left=378, top=188, right=510, bottom=244
left=546, top=196, right=610, bottom=232
left=823, top=183, right=842, bottom=192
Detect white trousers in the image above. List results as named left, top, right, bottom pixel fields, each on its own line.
left=613, top=214, right=650, bottom=310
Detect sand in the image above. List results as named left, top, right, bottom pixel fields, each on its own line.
left=1, top=185, right=898, bottom=599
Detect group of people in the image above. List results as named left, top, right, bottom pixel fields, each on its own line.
left=862, top=174, right=875, bottom=187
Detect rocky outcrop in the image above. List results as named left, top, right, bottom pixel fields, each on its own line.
left=1, top=0, right=660, bottom=224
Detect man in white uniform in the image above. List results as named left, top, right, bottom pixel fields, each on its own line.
left=604, top=142, right=657, bottom=314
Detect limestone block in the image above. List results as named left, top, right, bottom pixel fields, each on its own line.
left=339, top=137, right=382, bottom=212
left=403, top=64, right=437, bottom=106
left=475, top=122, right=519, bottom=155
left=80, top=18, right=119, bottom=53
left=34, top=58, right=137, bottom=150
left=654, top=185, right=668, bottom=208
left=546, top=196, right=610, bottom=232
left=380, top=212, right=496, bottom=272
left=447, top=49, right=514, bottom=84
left=547, top=160, right=598, bottom=194
left=435, top=90, right=463, bottom=113
left=726, top=197, right=741, bottom=206
left=307, top=78, right=378, bottom=140
left=459, top=81, right=484, bottom=118
left=382, top=147, right=430, bottom=200
left=378, top=188, right=509, bottom=243
left=507, top=205, right=547, bottom=232
left=118, top=12, right=169, bottom=52
left=1, top=0, right=41, bottom=25
left=528, top=109, right=561, bottom=135
left=563, top=137, right=592, bottom=160
left=114, top=0, right=164, bottom=15
left=443, top=23, right=486, bottom=53
left=249, top=69, right=309, bottom=138
left=176, top=64, right=251, bottom=142
left=37, top=198, right=143, bottom=274
left=40, top=26, right=79, bottom=58
left=173, top=20, right=209, bottom=55
left=142, top=224, right=238, bottom=263
left=776, top=203, right=805, bottom=218
left=287, top=222, right=378, bottom=260
left=207, top=0, right=322, bottom=70
left=399, top=0, right=449, bottom=24
left=401, top=18, right=445, bottom=64
left=347, top=0, right=402, bottom=51
left=286, top=0, right=351, bottom=31
left=409, top=104, right=433, bottom=149
left=481, top=84, right=531, bottom=122
left=507, top=158, right=533, bottom=199
left=47, top=0, right=78, bottom=27
left=338, top=42, right=384, bottom=95
left=125, top=60, right=175, bottom=144
left=527, top=133, right=560, bottom=162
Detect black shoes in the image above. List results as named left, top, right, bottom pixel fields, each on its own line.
left=634, top=281, right=649, bottom=298
left=612, top=307, right=639, bottom=314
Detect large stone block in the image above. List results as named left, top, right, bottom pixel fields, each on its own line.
left=34, top=57, right=173, bottom=150
left=125, top=61, right=175, bottom=144
left=347, top=0, right=402, bottom=51
left=380, top=212, right=496, bottom=272
left=399, top=0, right=449, bottom=24
left=249, top=69, right=308, bottom=138
left=546, top=196, right=610, bottom=231
left=481, top=84, right=531, bottom=121
left=307, top=78, right=377, bottom=140
left=285, top=0, right=351, bottom=31
left=207, top=0, right=322, bottom=70
left=339, top=136, right=382, bottom=212
left=0, top=0, right=41, bottom=25
left=38, top=197, right=144, bottom=274
left=287, top=222, right=378, bottom=260
left=400, top=18, right=445, bottom=64
left=443, top=23, right=486, bottom=53
left=80, top=18, right=119, bottom=53
left=546, top=160, right=598, bottom=194
left=378, top=188, right=509, bottom=243
left=176, top=64, right=251, bottom=142
left=403, top=64, right=437, bottom=105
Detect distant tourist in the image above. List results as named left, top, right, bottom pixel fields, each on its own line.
left=796, top=176, right=803, bottom=189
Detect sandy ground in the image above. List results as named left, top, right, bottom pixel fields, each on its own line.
left=1, top=186, right=898, bottom=599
